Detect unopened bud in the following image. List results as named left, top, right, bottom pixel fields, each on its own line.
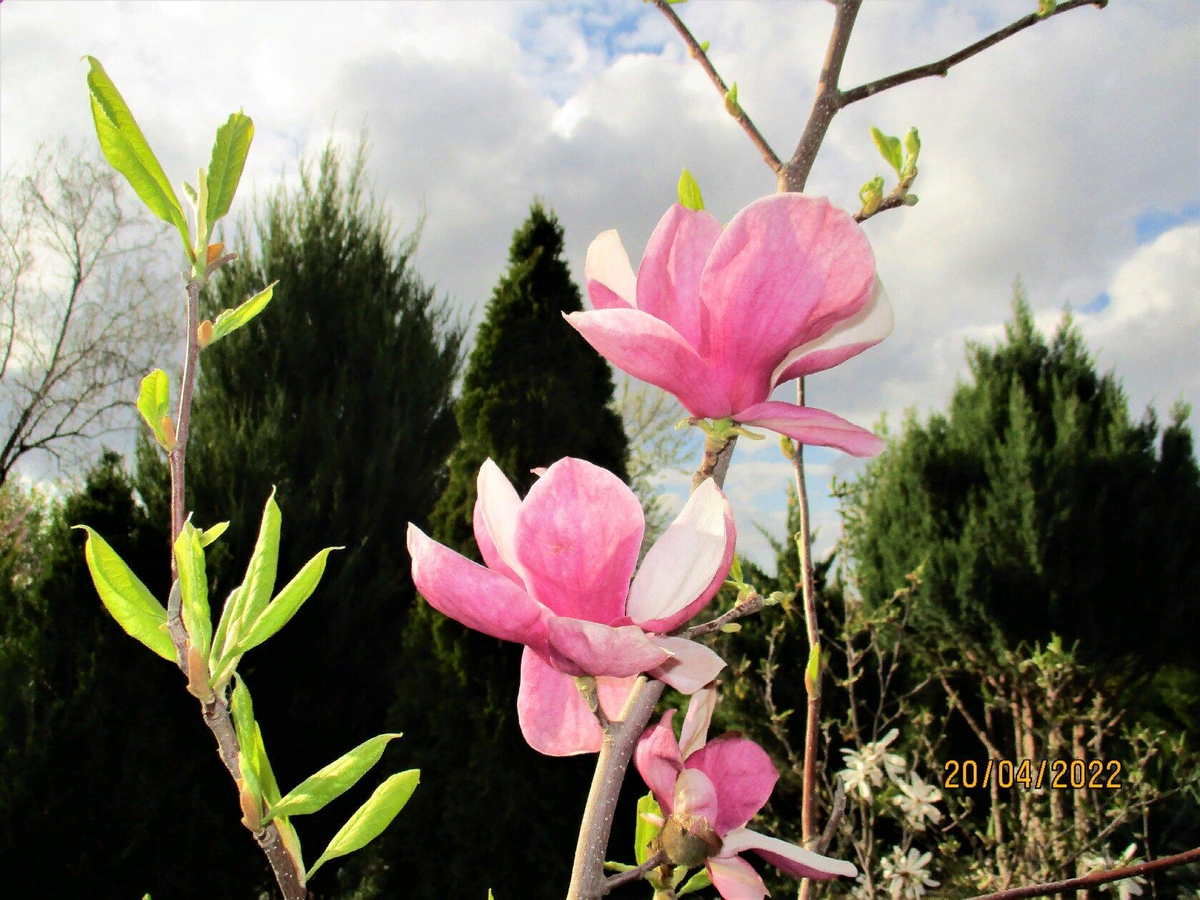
left=184, top=644, right=213, bottom=702
left=197, top=319, right=214, bottom=349
left=659, top=813, right=722, bottom=868
left=160, top=415, right=177, bottom=451
left=206, top=242, right=225, bottom=265
left=779, top=434, right=795, bottom=461
left=238, top=778, right=262, bottom=832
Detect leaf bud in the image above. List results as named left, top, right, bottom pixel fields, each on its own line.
left=206, top=242, right=225, bottom=265
left=197, top=319, right=214, bottom=349
left=159, top=415, right=177, bottom=451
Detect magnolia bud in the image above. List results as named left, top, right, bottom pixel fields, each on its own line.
left=206, top=242, right=225, bottom=265
left=185, top=644, right=213, bottom=702
left=659, top=813, right=722, bottom=868
left=238, top=778, right=262, bottom=832
left=197, top=319, right=214, bottom=349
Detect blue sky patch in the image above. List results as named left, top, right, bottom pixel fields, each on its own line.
left=1134, top=201, right=1200, bottom=244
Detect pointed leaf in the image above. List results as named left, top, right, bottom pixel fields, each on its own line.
left=206, top=111, right=254, bottom=232
left=238, top=546, right=342, bottom=653
left=199, top=521, right=229, bottom=548
left=870, top=126, right=904, bottom=178
left=266, top=733, right=402, bottom=821
left=74, top=526, right=173, bottom=661
left=677, top=169, right=705, bottom=212
left=216, top=489, right=280, bottom=661
left=306, top=770, right=420, bottom=880
left=210, top=282, right=277, bottom=344
left=84, top=57, right=189, bottom=255
left=635, top=792, right=663, bottom=866
left=173, top=520, right=211, bottom=659
left=254, top=721, right=283, bottom=806
left=678, top=869, right=713, bottom=894
left=210, top=585, right=243, bottom=680
left=136, top=369, right=172, bottom=450
left=231, top=675, right=256, bottom=755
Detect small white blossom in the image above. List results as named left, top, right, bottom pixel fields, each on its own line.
left=879, top=846, right=939, bottom=900
left=892, top=771, right=944, bottom=831
left=1082, top=843, right=1147, bottom=900
left=838, top=728, right=907, bottom=801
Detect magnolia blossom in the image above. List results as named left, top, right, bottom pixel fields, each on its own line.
left=1083, top=844, right=1147, bottom=900
left=634, top=687, right=857, bottom=899
left=838, top=728, right=907, bottom=801
left=880, top=847, right=940, bottom=900
left=407, top=457, right=735, bottom=756
left=892, top=771, right=944, bottom=831
left=566, top=193, right=892, bottom=457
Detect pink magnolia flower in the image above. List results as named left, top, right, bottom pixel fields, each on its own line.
left=407, top=457, right=735, bottom=756
left=566, top=193, right=892, bottom=457
left=636, top=688, right=858, bottom=899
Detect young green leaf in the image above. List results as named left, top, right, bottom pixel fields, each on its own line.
left=677, top=169, right=705, bottom=212
left=603, top=862, right=637, bottom=872
left=870, top=126, right=904, bottom=179
left=634, top=792, right=662, bottom=866
left=231, top=674, right=256, bottom=755
left=306, top=770, right=420, bottom=881
left=729, top=552, right=743, bottom=585
left=266, top=733, right=402, bottom=822
left=210, top=281, right=277, bottom=345
left=206, top=111, right=254, bottom=235
left=83, top=57, right=190, bottom=256
left=237, top=546, right=343, bottom=654
left=804, top=643, right=821, bottom=696
left=73, top=525, right=173, bottom=661
left=210, top=585, right=243, bottom=679
left=199, top=521, right=229, bottom=547
left=216, top=489, right=280, bottom=660
left=253, top=721, right=284, bottom=807
left=678, top=868, right=713, bottom=894
left=173, top=520, right=211, bottom=658
left=902, top=127, right=921, bottom=180
left=136, top=369, right=173, bottom=450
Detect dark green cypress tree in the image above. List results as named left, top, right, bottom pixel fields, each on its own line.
left=843, top=288, right=1200, bottom=669
left=142, top=141, right=463, bottom=891
left=376, top=202, right=630, bottom=899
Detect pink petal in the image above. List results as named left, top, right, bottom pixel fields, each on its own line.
left=513, top=458, right=643, bottom=622
left=648, top=636, right=726, bottom=694
left=517, top=647, right=601, bottom=756
left=636, top=204, right=723, bottom=349
left=736, top=401, right=885, bottom=458
left=686, top=735, right=778, bottom=836
left=679, top=684, right=718, bottom=759
left=473, top=459, right=523, bottom=584
left=674, top=767, right=718, bottom=823
left=707, top=856, right=767, bottom=900
left=772, top=277, right=893, bottom=384
left=701, top=194, right=876, bottom=411
left=407, top=524, right=548, bottom=651
left=627, top=478, right=735, bottom=632
left=585, top=229, right=637, bottom=310
left=634, top=710, right=683, bottom=814
left=564, top=309, right=732, bottom=418
left=719, top=828, right=858, bottom=879
left=547, top=616, right=671, bottom=677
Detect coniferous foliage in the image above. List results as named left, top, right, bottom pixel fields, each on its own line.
left=380, top=202, right=630, bottom=899
left=0, top=453, right=265, bottom=897
left=151, top=141, right=463, bottom=887
left=843, top=289, right=1199, bottom=669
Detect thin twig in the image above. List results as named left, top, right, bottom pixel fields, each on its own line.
left=602, top=851, right=668, bottom=894
left=577, top=676, right=612, bottom=731
left=967, top=846, right=1200, bottom=900
left=840, top=0, right=1109, bottom=106
left=816, top=777, right=847, bottom=854
left=683, top=592, right=765, bottom=640
left=651, top=0, right=783, bottom=175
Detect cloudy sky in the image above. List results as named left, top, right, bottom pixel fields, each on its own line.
left=3, top=0, right=1197, bottom=574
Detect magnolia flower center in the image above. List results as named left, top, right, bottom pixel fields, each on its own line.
left=659, top=812, right=723, bottom=868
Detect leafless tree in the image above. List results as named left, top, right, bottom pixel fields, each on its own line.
left=0, top=140, right=175, bottom=486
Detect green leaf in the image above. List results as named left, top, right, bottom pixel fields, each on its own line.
left=237, top=546, right=342, bottom=654
left=254, top=721, right=283, bottom=806
left=210, top=281, right=277, bottom=345
left=215, top=489, right=280, bottom=661
left=136, top=369, right=172, bottom=450
left=723, top=81, right=739, bottom=116
left=231, top=675, right=256, bottom=754
left=804, top=643, right=821, bottom=695
left=699, top=40, right=710, bottom=52
left=729, top=552, right=743, bottom=585
left=678, top=869, right=713, bottom=894
left=74, top=525, right=173, bottom=661
left=173, top=520, right=211, bottom=658
left=84, top=56, right=190, bottom=256
left=199, top=521, right=229, bottom=547
left=604, top=862, right=636, bottom=872
left=634, top=792, right=662, bottom=866
left=676, top=169, right=705, bottom=212
left=902, top=127, right=921, bottom=178
left=306, top=770, right=420, bottom=881
left=870, top=126, right=904, bottom=179
left=205, top=111, right=254, bottom=237
left=266, top=733, right=402, bottom=821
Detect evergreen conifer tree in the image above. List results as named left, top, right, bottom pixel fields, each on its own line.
left=378, top=202, right=630, bottom=899
left=144, top=141, right=464, bottom=883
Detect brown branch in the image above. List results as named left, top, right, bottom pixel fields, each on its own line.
left=938, top=671, right=1005, bottom=760
left=683, top=591, right=765, bottom=640
left=602, top=851, right=667, bottom=894
left=651, top=0, right=783, bottom=175
left=840, top=0, right=1108, bottom=106
left=968, top=846, right=1200, bottom=900
left=853, top=191, right=909, bottom=225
